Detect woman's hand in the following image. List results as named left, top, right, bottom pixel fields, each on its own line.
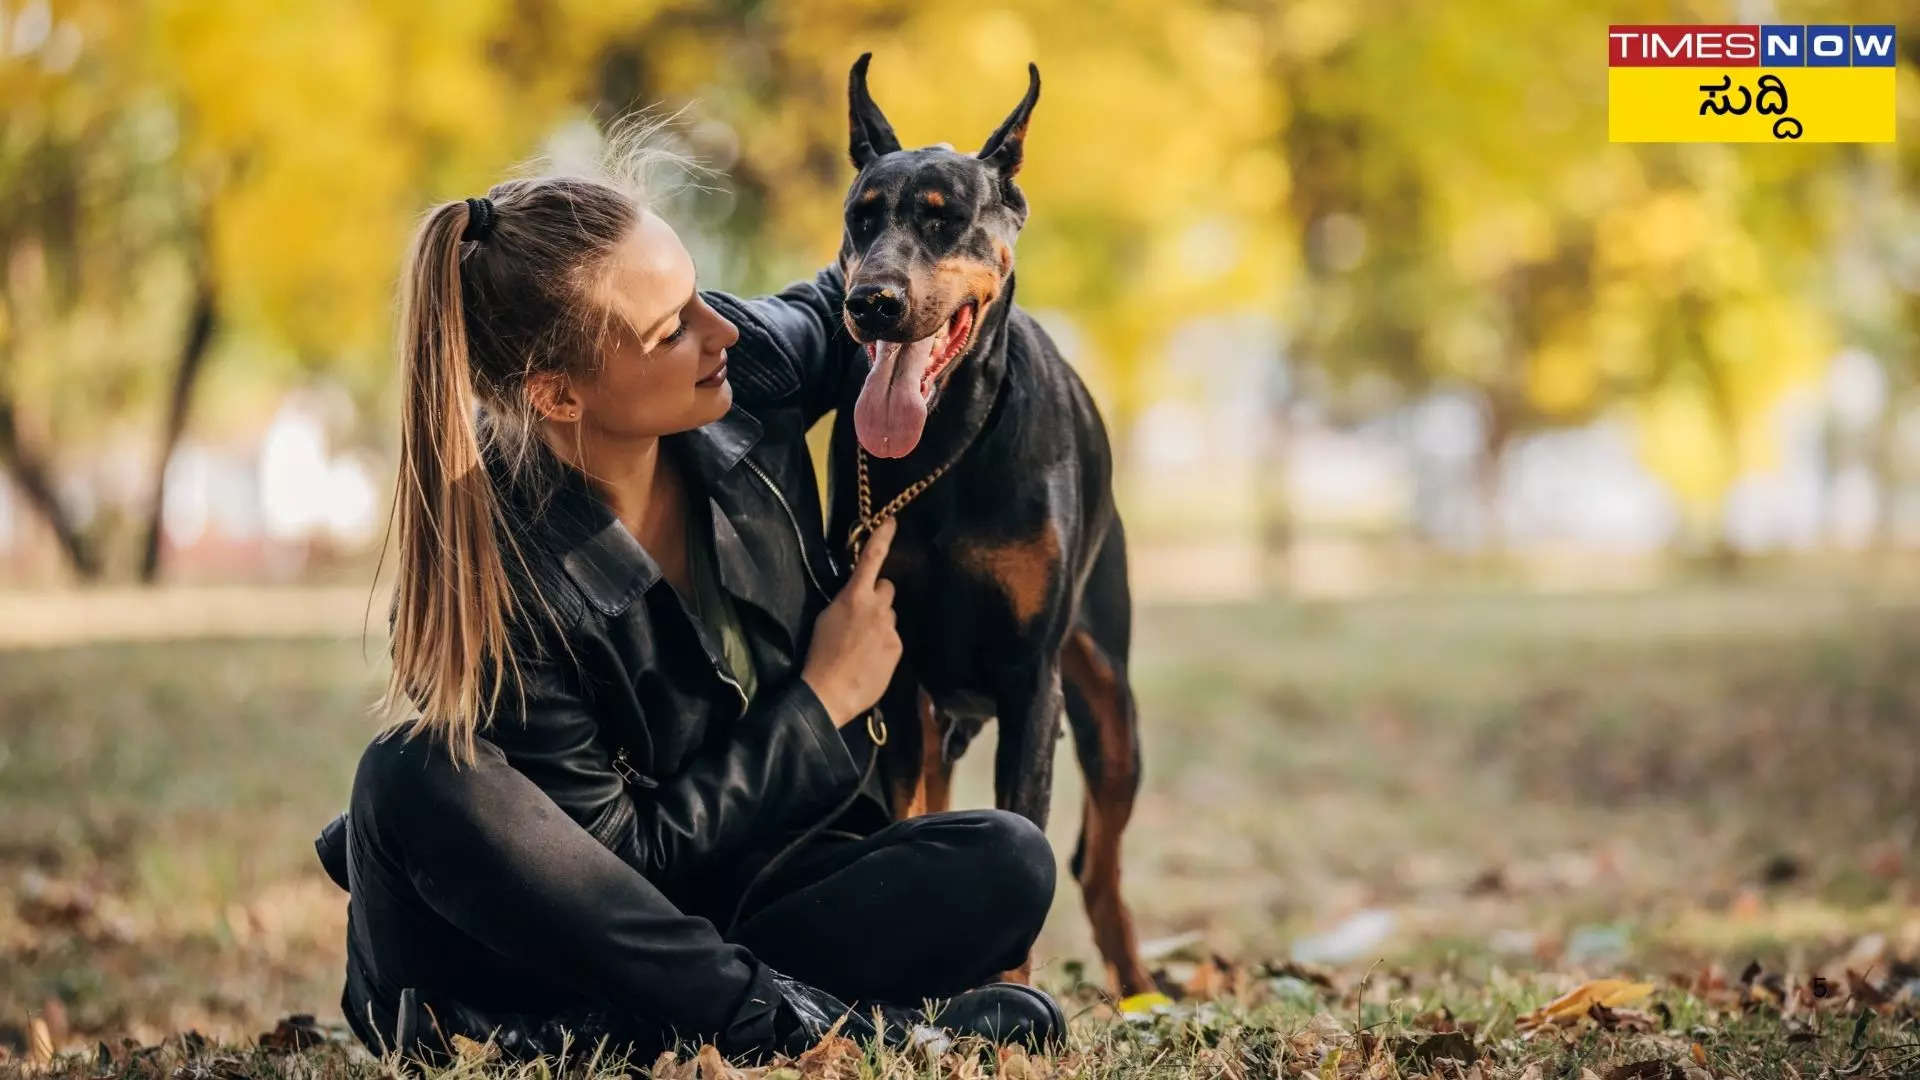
left=802, top=518, right=903, bottom=728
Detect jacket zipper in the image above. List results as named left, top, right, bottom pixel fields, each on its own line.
left=742, top=457, right=832, bottom=602
left=744, top=453, right=888, bottom=754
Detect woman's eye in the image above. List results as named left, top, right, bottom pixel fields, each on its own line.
left=662, top=324, right=687, bottom=346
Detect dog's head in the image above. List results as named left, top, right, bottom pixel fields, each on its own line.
left=839, top=52, right=1040, bottom=459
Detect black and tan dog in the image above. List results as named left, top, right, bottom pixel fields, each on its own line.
left=827, top=53, right=1152, bottom=996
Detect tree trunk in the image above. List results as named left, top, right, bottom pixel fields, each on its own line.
left=136, top=271, right=218, bottom=583
left=0, top=395, right=100, bottom=579
left=1256, top=349, right=1297, bottom=589
left=1475, top=395, right=1514, bottom=555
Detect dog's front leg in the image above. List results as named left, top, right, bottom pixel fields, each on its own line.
left=992, top=662, right=1064, bottom=827
left=988, top=661, right=1063, bottom=987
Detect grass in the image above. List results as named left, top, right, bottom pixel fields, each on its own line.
left=3, top=579, right=1919, bottom=1076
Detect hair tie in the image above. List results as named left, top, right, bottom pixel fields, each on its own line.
left=461, top=197, right=496, bottom=243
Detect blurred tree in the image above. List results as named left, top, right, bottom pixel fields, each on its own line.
left=623, top=0, right=1293, bottom=424
left=9, top=0, right=1290, bottom=581
left=8, top=0, right=1908, bottom=582
left=1272, top=0, right=1881, bottom=553
left=2, top=0, right=675, bottom=580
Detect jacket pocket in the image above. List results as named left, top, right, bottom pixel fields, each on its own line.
left=585, top=791, right=639, bottom=850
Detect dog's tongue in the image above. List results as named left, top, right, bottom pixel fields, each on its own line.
left=854, top=336, right=938, bottom=458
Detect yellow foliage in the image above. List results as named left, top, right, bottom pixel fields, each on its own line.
left=1526, top=337, right=1598, bottom=418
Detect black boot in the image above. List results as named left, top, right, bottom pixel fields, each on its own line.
left=867, top=983, right=1067, bottom=1053
left=766, top=975, right=1065, bottom=1056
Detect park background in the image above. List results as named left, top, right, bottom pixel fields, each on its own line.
left=4, top=0, right=1920, bottom=1074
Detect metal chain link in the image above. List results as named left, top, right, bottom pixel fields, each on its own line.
left=843, top=442, right=970, bottom=748
left=845, top=445, right=960, bottom=561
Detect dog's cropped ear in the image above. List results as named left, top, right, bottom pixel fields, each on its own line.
left=977, top=62, right=1041, bottom=179
left=849, top=53, right=902, bottom=169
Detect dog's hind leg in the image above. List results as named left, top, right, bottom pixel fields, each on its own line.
left=1061, top=522, right=1154, bottom=997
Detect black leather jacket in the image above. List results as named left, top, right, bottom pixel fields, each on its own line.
left=317, top=268, right=879, bottom=914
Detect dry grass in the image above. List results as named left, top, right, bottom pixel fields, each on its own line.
left=4, top=579, right=1919, bottom=1076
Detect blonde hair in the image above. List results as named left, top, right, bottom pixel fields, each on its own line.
left=379, top=117, right=696, bottom=765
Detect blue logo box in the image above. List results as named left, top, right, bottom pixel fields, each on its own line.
left=1760, top=25, right=1895, bottom=67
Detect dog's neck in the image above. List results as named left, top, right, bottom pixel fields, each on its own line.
left=859, top=272, right=1019, bottom=488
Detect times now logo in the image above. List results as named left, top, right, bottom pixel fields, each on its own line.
left=1609, top=24, right=1897, bottom=67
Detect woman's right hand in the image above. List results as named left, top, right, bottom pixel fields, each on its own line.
left=801, top=518, right=903, bottom=728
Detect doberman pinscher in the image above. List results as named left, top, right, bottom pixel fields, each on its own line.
left=827, top=53, right=1153, bottom=997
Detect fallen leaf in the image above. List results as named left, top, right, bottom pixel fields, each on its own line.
left=1409, top=1030, right=1474, bottom=1066
left=1689, top=1042, right=1707, bottom=1067
left=1517, top=980, right=1656, bottom=1029
left=448, top=1034, right=497, bottom=1062
left=996, top=1046, right=1043, bottom=1080
left=1183, top=954, right=1236, bottom=999
left=1587, top=1004, right=1657, bottom=1032
left=256, top=1015, right=328, bottom=1053
left=28, top=1017, right=55, bottom=1065
left=1847, top=969, right=1890, bottom=1011
left=794, top=1020, right=861, bottom=1080
left=696, top=1043, right=745, bottom=1080
left=1116, top=992, right=1175, bottom=1015
left=651, top=1051, right=699, bottom=1080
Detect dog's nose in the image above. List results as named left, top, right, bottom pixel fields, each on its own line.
left=846, top=283, right=907, bottom=333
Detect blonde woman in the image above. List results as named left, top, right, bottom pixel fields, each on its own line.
left=312, top=151, right=1063, bottom=1063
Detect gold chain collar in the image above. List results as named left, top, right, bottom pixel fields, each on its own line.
left=845, top=443, right=965, bottom=561
left=841, top=441, right=969, bottom=750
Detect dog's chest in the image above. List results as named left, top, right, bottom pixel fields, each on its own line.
left=879, top=512, right=1060, bottom=689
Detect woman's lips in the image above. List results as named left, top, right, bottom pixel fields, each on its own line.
left=695, top=359, right=729, bottom=388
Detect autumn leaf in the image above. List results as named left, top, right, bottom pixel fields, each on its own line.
left=793, top=1017, right=862, bottom=1080
left=1516, top=979, right=1656, bottom=1029
left=1182, top=953, right=1239, bottom=999
left=28, top=1017, right=55, bottom=1065
left=447, top=1033, right=497, bottom=1062
left=1846, top=969, right=1890, bottom=1011
left=695, top=1043, right=747, bottom=1079
left=652, top=1050, right=699, bottom=1080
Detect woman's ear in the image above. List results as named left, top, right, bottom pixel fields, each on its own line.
left=527, top=372, right=583, bottom=423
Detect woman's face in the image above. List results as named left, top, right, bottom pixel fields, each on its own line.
left=547, top=210, right=740, bottom=443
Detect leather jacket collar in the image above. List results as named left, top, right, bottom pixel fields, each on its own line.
left=539, top=405, right=770, bottom=619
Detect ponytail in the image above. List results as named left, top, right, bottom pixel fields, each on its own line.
left=375, top=126, right=688, bottom=761
left=380, top=199, right=520, bottom=766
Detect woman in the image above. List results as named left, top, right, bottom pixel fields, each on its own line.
left=311, top=150, right=1064, bottom=1064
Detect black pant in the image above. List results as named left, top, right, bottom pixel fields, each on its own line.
left=336, top=733, right=1054, bottom=1058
